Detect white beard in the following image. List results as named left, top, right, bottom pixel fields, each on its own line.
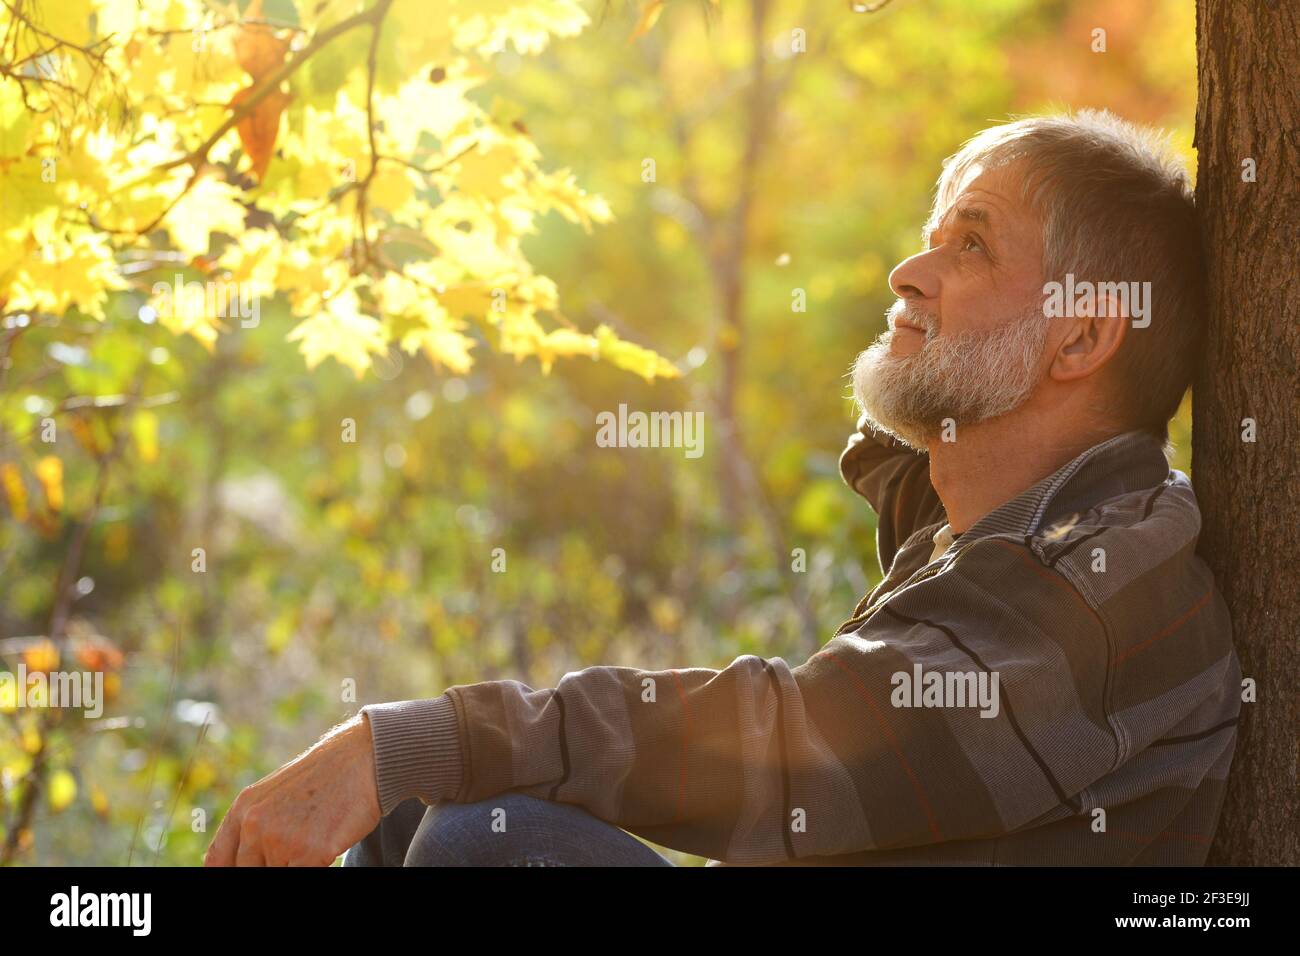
left=851, top=301, right=1050, bottom=450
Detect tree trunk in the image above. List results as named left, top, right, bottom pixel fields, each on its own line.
left=1193, top=0, right=1299, bottom=865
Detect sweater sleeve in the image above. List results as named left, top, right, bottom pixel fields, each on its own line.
left=363, top=694, right=464, bottom=815
left=838, top=413, right=945, bottom=575
left=361, top=538, right=1122, bottom=865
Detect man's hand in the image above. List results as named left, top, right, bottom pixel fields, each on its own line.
left=204, top=713, right=382, bottom=866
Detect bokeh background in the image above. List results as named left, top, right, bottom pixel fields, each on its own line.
left=1, top=0, right=1197, bottom=865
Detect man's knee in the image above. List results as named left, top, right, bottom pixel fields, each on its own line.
left=404, top=793, right=671, bottom=867
left=404, top=793, right=570, bottom=866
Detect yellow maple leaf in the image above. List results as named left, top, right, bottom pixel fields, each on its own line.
left=452, top=142, right=520, bottom=204
left=148, top=276, right=225, bottom=352
left=10, top=232, right=126, bottom=320
left=287, top=290, right=390, bottom=378
left=596, top=325, right=681, bottom=382
left=452, top=0, right=590, bottom=56
left=536, top=327, right=598, bottom=372
left=401, top=320, right=477, bottom=375
left=40, top=0, right=94, bottom=48
left=369, top=163, right=416, bottom=212
left=167, top=173, right=248, bottom=258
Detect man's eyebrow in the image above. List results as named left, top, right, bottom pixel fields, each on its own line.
left=922, top=204, right=996, bottom=246
left=955, top=205, right=994, bottom=229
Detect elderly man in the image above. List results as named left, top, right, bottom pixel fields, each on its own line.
left=205, top=109, right=1241, bottom=867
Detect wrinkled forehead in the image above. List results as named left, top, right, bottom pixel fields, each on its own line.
left=935, top=131, right=1034, bottom=207
left=925, top=154, right=1041, bottom=241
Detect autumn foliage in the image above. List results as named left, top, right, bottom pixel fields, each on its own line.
left=0, top=0, right=677, bottom=381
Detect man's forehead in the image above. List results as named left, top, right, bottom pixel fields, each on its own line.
left=929, top=162, right=1034, bottom=234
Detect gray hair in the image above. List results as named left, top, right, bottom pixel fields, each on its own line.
left=928, top=109, right=1204, bottom=443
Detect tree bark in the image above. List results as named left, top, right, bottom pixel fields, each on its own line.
left=1193, top=0, right=1299, bottom=865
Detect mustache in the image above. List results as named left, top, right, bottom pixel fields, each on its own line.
left=885, top=301, right=938, bottom=337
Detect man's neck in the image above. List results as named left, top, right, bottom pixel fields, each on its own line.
left=926, top=408, right=1118, bottom=535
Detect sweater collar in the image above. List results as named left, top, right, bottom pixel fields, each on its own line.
left=950, top=430, right=1172, bottom=549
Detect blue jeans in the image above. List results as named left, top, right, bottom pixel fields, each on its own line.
left=342, top=793, right=675, bottom=867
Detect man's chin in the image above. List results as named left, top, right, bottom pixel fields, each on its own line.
left=852, top=408, right=935, bottom=452
left=873, top=421, right=933, bottom=452
left=851, top=346, right=947, bottom=450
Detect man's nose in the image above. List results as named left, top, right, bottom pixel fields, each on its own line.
left=888, top=249, right=941, bottom=302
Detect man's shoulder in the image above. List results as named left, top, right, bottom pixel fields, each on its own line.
left=947, top=468, right=1231, bottom=653
left=1029, top=468, right=1204, bottom=596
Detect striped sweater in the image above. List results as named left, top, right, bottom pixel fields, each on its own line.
left=363, top=420, right=1241, bottom=865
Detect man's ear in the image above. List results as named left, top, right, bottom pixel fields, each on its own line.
left=1050, top=293, right=1128, bottom=382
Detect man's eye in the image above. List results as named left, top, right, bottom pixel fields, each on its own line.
left=961, top=233, right=983, bottom=253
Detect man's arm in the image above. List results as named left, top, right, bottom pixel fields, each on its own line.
left=353, top=538, right=1128, bottom=865
left=839, top=413, right=945, bottom=574
left=210, top=537, right=1122, bottom=866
